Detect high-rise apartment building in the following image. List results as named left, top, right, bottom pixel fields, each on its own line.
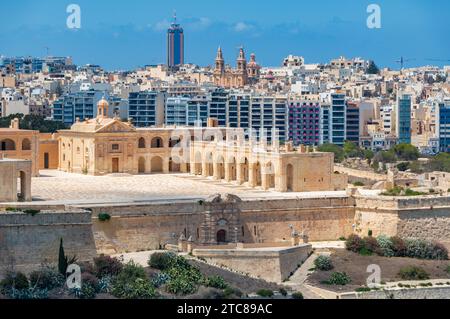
left=395, top=93, right=412, bottom=144
left=167, top=14, right=184, bottom=69
left=437, top=99, right=450, bottom=153
left=165, top=96, right=209, bottom=127
left=250, top=95, right=288, bottom=142
left=288, top=100, right=321, bottom=146
left=330, top=93, right=347, bottom=146
left=128, top=91, right=166, bottom=127
left=346, top=102, right=360, bottom=144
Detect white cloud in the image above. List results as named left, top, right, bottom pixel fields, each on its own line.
left=152, top=19, right=170, bottom=32
left=233, top=22, right=253, bottom=32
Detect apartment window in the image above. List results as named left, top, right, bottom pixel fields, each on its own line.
left=112, top=144, right=119, bottom=151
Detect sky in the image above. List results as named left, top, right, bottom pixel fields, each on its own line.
left=0, top=0, right=449, bottom=71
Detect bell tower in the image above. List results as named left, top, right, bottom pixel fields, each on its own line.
left=215, top=47, right=225, bottom=73
left=97, top=96, right=109, bottom=119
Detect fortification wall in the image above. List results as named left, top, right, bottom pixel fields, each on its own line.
left=355, top=195, right=450, bottom=248
left=82, top=196, right=355, bottom=254
left=0, top=210, right=97, bottom=274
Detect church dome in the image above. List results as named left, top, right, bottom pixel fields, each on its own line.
left=97, top=97, right=109, bottom=108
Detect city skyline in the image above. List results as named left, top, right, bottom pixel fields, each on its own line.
left=0, top=0, right=449, bottom=70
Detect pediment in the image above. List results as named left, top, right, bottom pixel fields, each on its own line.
left=95, top=120, right=136, bottom=133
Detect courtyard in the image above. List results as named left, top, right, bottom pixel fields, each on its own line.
left=28, top=170, right=346, bottom=205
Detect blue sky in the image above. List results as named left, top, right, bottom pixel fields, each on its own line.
left=0, top=0, right=448, bottom=70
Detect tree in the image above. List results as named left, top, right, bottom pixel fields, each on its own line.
left=58, top=238, right=67, bottom=275
left=393, top=144, right=420, bottom=161
left=367, top=61, right=380, bottom=75
left=343, top=141, right=363, bottom=158
left=0, top=114, right=66, bottom=133
left=318, top=143, right=344, bottom=163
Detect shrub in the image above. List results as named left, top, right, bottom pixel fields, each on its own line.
left=23, top=209, right=40, bottom=216
left=94, top=255, right=123, bottom=278
left=363, top=236, right=381, bottom=255
left=345, top=234, right=365, bottom=253
left=279, top=288, right=288, bottom=297
left=111, top=278, right=157, bottom=299
left=148, top=252, right=177, bottom=271
left=291, top=292, right=304, bottom=299
left=151, top=273, right=170, bottom=288
left=29, top=267, right=65, bottom=290
left=98, top=213, right=111, bottom=222
left=353, top=181, right=364, bottom=187
left=314, top=255, right=334, bottom=271
left=323, top=272, right=351, bottom=286
left=429, top=242, right=449, bottom=260
left=78, top=261, right=95, bottom=275
left=405, top=239, right=433, bottom=259
left=72, top=273, right=100, bottom=299
left=205, top=276, right=228, bottom=290
left=164, top=256, right=204, bottom=295
left=399, top=266, right=430, bottom=281
left=391, top=236, right=407, bottom=257
left=445, top=265, right=450, bottom=274
left=223, top=286, right=243, bottom=299
left=376, top=235, right=395, bottom=257
left=98, top=276, right=113, bottom=293
left=256, top=289, right=274, bottom=298
left=0, top=272, right=29, bottom=293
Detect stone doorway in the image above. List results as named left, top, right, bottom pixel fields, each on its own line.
left=217, top=230, right=227, bottom=243
left=112, top=158, right=119, bottom=173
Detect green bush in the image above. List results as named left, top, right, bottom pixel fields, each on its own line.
left=429, top=242, right=449, bottom=260
left=148, top=252, right=177, bottom=271
left=112, top=278, right=157, bottom=299
left=376, top=235, right=395, bottom=257
left=0, top=272, right=29, bottom=293
left=405, top=239, right=434, bottom=259
left=223, top=286, right=243, bottom=299
left=314, top=255, right=334, bottom=271
left=363, top=236, right=381, bottom=255
left=98, top=213, right=111, bottom=222
left=29, top=267, right=65, bottom=290
left=398, top=266, right=430, bottom=281
left=291, top=292, right=304, bottom=299
left=345, top=234, right=365, bottom=253
left=164, top=256, right=204, bottom=295
left=205, top=276, right=228, bottom=290
left=23, top=209, right=40, bottom=216
left=445, top=265, right=450, bottom=274
left=256, top=289, right=274, bottom=298
left=279, top=288, right=288, bottom=296
left=323, top=272, right=351, bottom=286
left=94, top=255, right=123, bottom=278
left=353, top=181, right=364, bottom=187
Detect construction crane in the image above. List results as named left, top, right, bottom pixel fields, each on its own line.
left=395, top=56, right=415, bottom=72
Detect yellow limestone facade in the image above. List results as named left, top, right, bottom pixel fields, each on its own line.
left=57, top=97, right=227, bottom=176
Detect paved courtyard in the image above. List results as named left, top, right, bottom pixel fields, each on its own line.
left=26, top=170, right=346, bottom=205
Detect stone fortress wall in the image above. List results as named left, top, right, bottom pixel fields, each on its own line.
left=3, top=193, right=450, bottom=272
left=83, top=196, right=356, bottom=254
left=0, top=210, right=97, bottom=274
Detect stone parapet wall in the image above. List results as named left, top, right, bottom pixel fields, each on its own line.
left=0, top=210, right=97, bottom=275
left=192, top=244, right=312, bottom=283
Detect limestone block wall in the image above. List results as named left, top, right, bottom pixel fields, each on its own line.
left=83, top=196, right=355, bottom=254
left=0, top=210, right=97, bottom=274
left=355, top=195, right=450, bottom=248
left=334, top=165, right=386, bottom=185
left=192, top=244, right=312, bottom=283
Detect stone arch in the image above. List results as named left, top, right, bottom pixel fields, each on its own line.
left=1, top=139, right=16, bottom=151
left=205, top=152, right=214, bottom=177
left=169, top=156, right=181, bottom=172
left=22, top=138, right=31, bottom=151
left=227, top=156, right=237, bottom=181
left=151, top=156, right=163, bottom=173
left=138, top=137, right=146, bottom=149
left=151, top=137, right=164, bottom=148
left=216, top=229, right=227, bottom=243
left=194, top=151, right=203, bottom=175
left=287, top=163, right=294, bottom=192
left=254, top=161, right=262, bottom=186
left=240, top=157, right=249, bottom=183
left=265, top=161, right=276, bottom=188
left=216, top=155, right=225, bottom=180
left=138, top=157, right=146, bottom=173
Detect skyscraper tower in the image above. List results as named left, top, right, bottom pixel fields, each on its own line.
left=167, top=12, right=184, bottom=69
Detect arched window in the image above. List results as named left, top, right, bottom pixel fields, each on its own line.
left=22, top=138, right=31, bottom=151
left=1, top=139, right=16, bottom=151
left=138, top=137, right=146, bottom=149
left=151, top=137, right=164, bottom=148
